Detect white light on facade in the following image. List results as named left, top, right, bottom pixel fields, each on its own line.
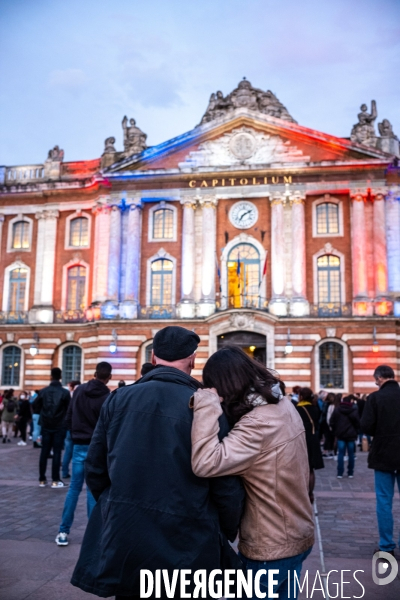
left=109, top=329, right=118, bottom=354
left=284, top=329, right=293, bottom=355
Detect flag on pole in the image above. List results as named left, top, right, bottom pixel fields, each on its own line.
left=259, top=251, right=268, bottom=289
left=215, top=253, right=222, bottom=293
left=237, top=253, right=241, bottom=288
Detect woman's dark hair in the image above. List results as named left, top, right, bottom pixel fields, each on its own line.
left=202, top=346, right=284, bottom=426
left=4, top=389, right=13, bottom=400
left=298, top=387, right=314, bottom=402
left=334, top=393, right=342, bottom=407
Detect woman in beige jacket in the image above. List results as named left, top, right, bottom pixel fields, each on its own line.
left=191, top=346, right=314, bottom=600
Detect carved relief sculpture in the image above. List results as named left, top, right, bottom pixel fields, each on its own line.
left=122, top=117, right=147, bottom=155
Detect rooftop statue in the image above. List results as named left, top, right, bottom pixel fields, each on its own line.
left=122, top=116, right=147, bottom=155
left=350, top=101, right=377, bottom=146
left=103, top=137, right=117, bottom=153
left=47, top=145, right=64, bottom=161
left=199, top=78, right=296, bottom=125
left=378, top=118, right=398, bottom=140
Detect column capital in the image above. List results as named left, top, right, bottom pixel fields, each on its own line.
left=289, top=191, right=306, bottom=205
left=35, top=209, right=59, bottom=220
left=196, top=194, right=218, bottom=208
left=350, top=188, right=367, bottom=201
left=269, top=192, right=285, bottom=205
left=128, top=199, right=142, bottom=211
left=180, top=197, right=197, bottom=209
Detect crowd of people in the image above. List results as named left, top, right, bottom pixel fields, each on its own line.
left=1, top=330, right=399, bottom=599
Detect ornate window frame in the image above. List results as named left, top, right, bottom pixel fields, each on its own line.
left=146, top=248, right=177, bottom=306
left=65, top=210, right=92, bottom=250
left=314, top=337, right=349, bottom=393
left=0, top=343, right=24, bottom=390
left=313, top=244, right=346, bottom=305
left=2, top=260, right=31, bottom=312
left=220, top=233, right=267, bottom=310
left=57, top=342, right=84, bottom=384
left=61, top=258, right=90, bottom=311
left=7, top=215, right=33, bottom=252
left=148, top=201, right=177, bottom=242
left=312, top=195, right=343, bottom=238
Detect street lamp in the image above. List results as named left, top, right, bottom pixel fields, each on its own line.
left=29, top=332, right=40, bottom=357
left=284, top=329, right=293, bottom=355
left=109, top=329, right=118, bottom=354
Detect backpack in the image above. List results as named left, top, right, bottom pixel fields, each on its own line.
left=6, top=399, right=16, bottom=413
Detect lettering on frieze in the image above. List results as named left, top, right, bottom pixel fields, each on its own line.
left=188, top=174, right=292, bottom=188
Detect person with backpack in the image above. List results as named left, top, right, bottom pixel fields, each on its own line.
left=1, top=389, right=18, bottom=443
left=330, top=395, right=360, bottom=479
left=33, top=367, right=71, bottom=488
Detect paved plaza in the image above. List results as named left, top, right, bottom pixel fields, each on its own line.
left=0, top=440, right=399, bottom=599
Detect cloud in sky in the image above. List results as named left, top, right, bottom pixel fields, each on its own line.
left=0, top=0, right=399, bottom=164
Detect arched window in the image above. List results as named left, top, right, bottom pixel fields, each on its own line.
left=319, top=342, right=344, bottom=388
left=62, top=346, right=82, bottom=385
left=12, top=221, right=30, bottom=249
left=317, top=255, right=341, bottom=304
left=67, top=266, right=86, bottom=310
left=316, top=203, right=339, bottom=235
left=1, top=346, right=21, bottom=386
left=227, top=243, right=260, bottom=308
left=153, top=209, right=174, bottom=240
left=69, top=217, right=89, bottom=247
left=151, top=259, right=173, bottom=305
left=8, top=268, right=27, bottom=312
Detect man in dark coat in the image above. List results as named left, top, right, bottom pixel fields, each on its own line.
left=55, top=361, right=112, bottom=547
left=71, top=326, right=245, bottom=599
left=34, top=367, right=71, bottom=488
left=361, top=364, right=400, bottom=555
left=330, top=395, right=360, bottom=479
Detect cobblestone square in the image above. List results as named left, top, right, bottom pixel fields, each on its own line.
left=0, top=440, right=399, bottom=599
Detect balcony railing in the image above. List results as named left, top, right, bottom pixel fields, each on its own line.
left=0, top=311, right=29, bottom=324
left=138, top=305, right=176, bottom=319
left=216, top=295, right=268, bottom=311
left=55, top=310, right=87, bottom=323
left=2, top=165, right=45, bottom=185
left=310, top=303, right=352, bottom=317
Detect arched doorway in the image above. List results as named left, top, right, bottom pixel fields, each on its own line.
left=217, top=331, right=266, bottom=364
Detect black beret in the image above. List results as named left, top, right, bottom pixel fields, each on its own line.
left=153, top=326, right=200, bottom=362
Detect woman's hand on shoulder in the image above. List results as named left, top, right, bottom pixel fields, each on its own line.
left=191, top=387, right=223, bottom=409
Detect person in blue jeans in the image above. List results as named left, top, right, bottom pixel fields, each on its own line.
left=361, top=365, right=400, bottom=555
left=56, top=362, right=112, bottom=546
left=61, top=380, right=81, bottom=478
left=330, top=395, right=360, bottom=479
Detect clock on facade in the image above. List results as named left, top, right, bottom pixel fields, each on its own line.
left=229, top=201, right=258, bottom=229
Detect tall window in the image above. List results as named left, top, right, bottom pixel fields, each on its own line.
left=317, top=255, right=341, bottom=304
left=151, top=259, right=173, bottom=305
left=62, top=346, right=82, bottom=384
left=12, top=221, right=30, bottom=249
left=153, top=209, right=173, bottom=239
left=67, top=266, right=86, bottom=310
left=8, top=268, right=27, bottom=312
left=227, top=243, right=260, bottom=308
left=1, top=346, right=21, bottom=386
left=319, top=342, right=343, bottom=388
left=69, top=217, right=89, bottom=247
left=316, top=203, right=339, bottom=234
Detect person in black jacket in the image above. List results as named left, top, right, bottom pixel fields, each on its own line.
left=361, top=365, right=400, bottom=555
left=34, top=367, right=71, bottom=488
left=330, top=395, right=360, bottom=479
left=15, top=391, right=32, bottom=446
left=296, top=387, right=324, bottom=503
left=71, top=326, right=245, bottom=599
left=55, top=362, right=112, bottom=547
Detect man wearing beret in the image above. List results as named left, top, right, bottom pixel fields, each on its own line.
left=72, top=326, right=245, bottom=599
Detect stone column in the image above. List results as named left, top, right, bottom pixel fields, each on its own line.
left=0, top=214, right=4, bottom=257
left=107, top=205, right=122, bottom=304
left=385, top=187, right=400, bottom=315
left=31, top=209, right=59, bottom=323
left=197, top=196, right=217, bottom=317
left=373, top=193, right=389, bottom=297
left=351, top=192, right=371, bottom=315
left=121, top=199, right=142, bottom=319
left=290, top=192, right=309, bottom=316
left=92, top=199, right=111, bottom=304
left=269, top=194, right=287, bottom=316
left=179, top=198, right=196, bottom=318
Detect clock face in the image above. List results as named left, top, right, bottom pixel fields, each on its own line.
left=229, top=201, right=258, bottom=229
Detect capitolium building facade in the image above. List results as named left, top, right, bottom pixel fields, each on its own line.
left=1, top=80, right=400, bottom=392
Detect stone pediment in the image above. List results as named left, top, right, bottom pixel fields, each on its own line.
left=178, top=126, right=310, bottom=169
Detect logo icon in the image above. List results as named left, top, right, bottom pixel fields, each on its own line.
left=372, top=551, right=398, bottom=586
